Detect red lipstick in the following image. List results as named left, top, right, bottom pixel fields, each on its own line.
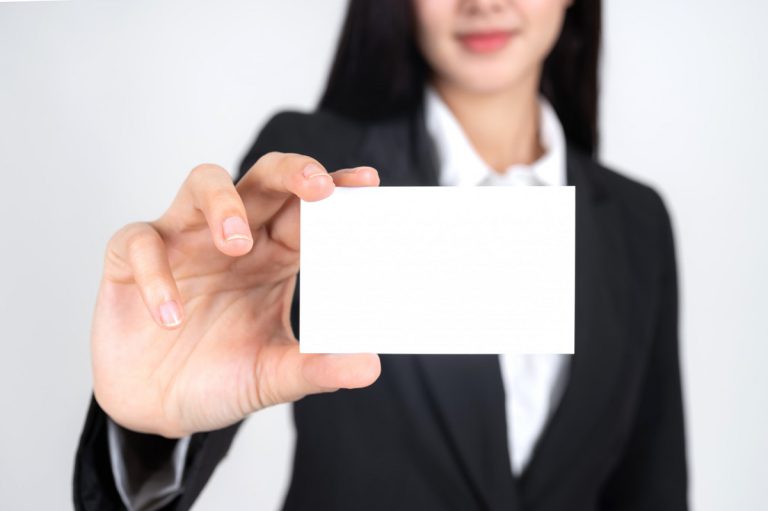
left=457, top=30, right=514, bottom=53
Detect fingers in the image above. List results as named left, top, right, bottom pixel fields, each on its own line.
left=105, top=222, right=185, bottom=329
left=328, top=166, right=380, bottom=187
left=267, top=166, right=380, bottom=250
left=152, top=158, right=380, bottom=260
left=157, top=164, right=254, bottom=258
left=237, top=152, right=336, bottom=229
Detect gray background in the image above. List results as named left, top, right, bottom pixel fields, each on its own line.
left=1, top=1, right=766, bottom=509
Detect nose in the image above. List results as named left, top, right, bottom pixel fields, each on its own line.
left=460, top=0, right=510, bottom=16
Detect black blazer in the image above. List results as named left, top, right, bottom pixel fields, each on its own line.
left=74, top=103, right=688, bottom=511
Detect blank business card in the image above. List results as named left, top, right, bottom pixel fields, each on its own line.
left=299, top=186, right=574, bottom=354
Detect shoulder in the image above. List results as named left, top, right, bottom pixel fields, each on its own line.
left=262, top=109, right=364, bottom=143
left=569, top=146, right=677, bottom=273
left=238, top=109, right=366, bottom=175
left=570, top=146, right=673, bottom=231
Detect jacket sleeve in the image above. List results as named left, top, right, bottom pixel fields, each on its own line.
left=107, top=414, right=191, bottom=510
left=599, top=193, right=689, bottom=510
left=72, top=112, right=297, bottom=511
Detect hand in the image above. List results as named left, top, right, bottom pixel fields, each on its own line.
left=91, top=152, right=381, bottom=438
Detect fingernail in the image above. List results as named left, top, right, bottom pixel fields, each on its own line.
left=159, top=300, right=182, bottom=327
left=303, top=163, right=327, bottom=179
left=222, top=216, right=252, bottom=243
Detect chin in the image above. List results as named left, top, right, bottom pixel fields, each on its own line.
left=446, top=67, right=529, bottom=96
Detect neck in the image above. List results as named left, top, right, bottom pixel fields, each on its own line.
left=431, top=74, right=543, bottom=173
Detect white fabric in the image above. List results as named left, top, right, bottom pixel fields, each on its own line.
left=424, top=84, right=572, bottom=476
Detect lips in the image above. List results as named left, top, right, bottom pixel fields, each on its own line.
left=456, top=30, right=515, bottom=53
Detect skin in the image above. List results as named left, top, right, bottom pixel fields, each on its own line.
left=91, top=0, right=571, bottom=438
left=414, top=0, right=571, bottom=171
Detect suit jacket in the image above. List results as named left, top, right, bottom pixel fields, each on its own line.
left=73, top=103, right=688, bottom=511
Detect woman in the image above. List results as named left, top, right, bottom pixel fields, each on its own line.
left=74, top=0, right=688, bottom=510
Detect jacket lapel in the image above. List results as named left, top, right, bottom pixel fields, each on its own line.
left=418, top=355, right=522, bottom=510
left=517, top=148, right=632, bottom=502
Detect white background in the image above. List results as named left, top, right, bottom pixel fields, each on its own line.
left=0, top=1, right=766, bottom=509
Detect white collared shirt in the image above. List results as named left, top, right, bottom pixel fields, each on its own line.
left=424, top=84, right=572, bottom=477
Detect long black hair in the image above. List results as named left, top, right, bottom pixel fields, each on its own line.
left=319, top=0, right=602, bottom=155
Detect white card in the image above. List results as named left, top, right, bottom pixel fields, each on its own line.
left=299, top=186, right=575, bottom=354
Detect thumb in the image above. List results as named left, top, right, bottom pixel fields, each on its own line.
left=251, top=344, right=381, bottom=410
left=301, top=352, right=382, bottom=391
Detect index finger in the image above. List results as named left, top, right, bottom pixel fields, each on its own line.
left=237, top=151, right=335, bottom=229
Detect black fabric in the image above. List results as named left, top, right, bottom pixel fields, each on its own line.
left=73, top=103, right=688, bottom=510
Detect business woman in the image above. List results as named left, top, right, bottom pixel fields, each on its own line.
left=73, top=0, right=688, bottom=509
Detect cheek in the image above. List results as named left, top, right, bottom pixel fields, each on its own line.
left=519, top=0, right=568, bottom=55
left=413, top=0, right=460, bottom=67
left=413, top=0, right=453, bottom=39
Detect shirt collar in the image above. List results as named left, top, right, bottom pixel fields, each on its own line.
left=423, top=84, right=566, bottom=187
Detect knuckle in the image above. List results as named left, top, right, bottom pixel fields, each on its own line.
left=206, top=188, right=239, bottom=211
left=141, top=279, right=170, bottom=300
left=255, top=151, right=309, bottom=178
left=255, top=151, right=284, bottom=169
left=125, top=228, right=158, bottom=258
left=250, top=152, right=318, bottom=190
left=108, top=222, right=144, bottom=251
left=189, top=163, right=227, bottom=184
left=285, top=152, right=318, bottom=169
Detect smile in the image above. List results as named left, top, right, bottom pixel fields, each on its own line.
left=456, top=30, right=516, bottom=53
